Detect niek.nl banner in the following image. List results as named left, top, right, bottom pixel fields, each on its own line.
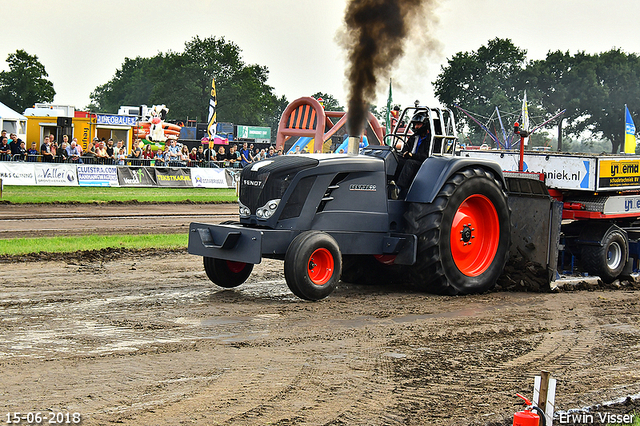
left=77, top=165, right=119, bottom=187
left=0, top=162, right=37, bottom=185
left=154, top=167, right=193, bottom=187
left=117, top=166, right=157, bottom=187
left=34, top=163, right=78, bottom=186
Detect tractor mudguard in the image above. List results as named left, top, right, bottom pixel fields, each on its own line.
left=405, top=156, right=505, bottom=204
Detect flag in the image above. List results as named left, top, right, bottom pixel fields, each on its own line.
left=521, top=91, right=530, bottom=146
left=625, top=104, right=636, bottom=154
left=385, top=79, right=392, bottom=133
left=206, top=77, right=217, bottom=139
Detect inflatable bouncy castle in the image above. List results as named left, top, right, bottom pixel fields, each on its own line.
left=133, top=105, right=181, bottom=142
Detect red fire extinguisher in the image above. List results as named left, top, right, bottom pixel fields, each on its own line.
left=513, top=393, right=547, bottom=426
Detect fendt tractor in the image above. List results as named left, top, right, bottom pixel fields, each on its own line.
left=188, top=103, right=640, bottom=300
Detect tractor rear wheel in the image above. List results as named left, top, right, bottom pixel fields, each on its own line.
left=404, top=167, right=510, bottom=294
left=284, top=231, right=341, bottom=300
left=203, top=257, right=253, bottom=288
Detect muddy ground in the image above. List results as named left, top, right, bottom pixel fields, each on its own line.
left=0, top=203, right=639, bottom=425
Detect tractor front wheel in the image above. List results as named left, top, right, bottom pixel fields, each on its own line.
left=284, top=231, right=342, bottom=300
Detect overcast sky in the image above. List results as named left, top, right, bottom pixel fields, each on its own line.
left=2, top=0, right=640, bottom=116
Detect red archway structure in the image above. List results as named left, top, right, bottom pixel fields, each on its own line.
left=275, top=97, right=385, bottom=153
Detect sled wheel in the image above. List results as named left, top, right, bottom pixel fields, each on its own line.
left=284, top=231, right=341, bottom=300
left=581, top=226, right=627, bottom=283
left=203, top=256, right=253, bottom=288
left=404, top=167, right=510, bottom=295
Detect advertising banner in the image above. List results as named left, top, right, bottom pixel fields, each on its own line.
left=77, top=165, right=119, bottom=187
left=0, top=162, right=37, bottom=185
left=155, top=167, right=193, bottom=187
left=34, top=163, right=78, bottom=186
left=191, top=168, right=230, bottom=188
left=598, top=158, right=640, bottom=189
left=117, top=167, right=156, bottom=187
left=96, top=114, right=138, bottom=126
left=462, top=150, right=596, bottom=191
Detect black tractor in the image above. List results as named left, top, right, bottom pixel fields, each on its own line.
left=188, top=106, right=515, bottom=300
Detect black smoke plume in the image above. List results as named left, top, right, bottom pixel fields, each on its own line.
left=341, top=0, right=440, bottom=136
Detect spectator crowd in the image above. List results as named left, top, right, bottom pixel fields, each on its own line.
left=0, top=130, right=314, bottom=169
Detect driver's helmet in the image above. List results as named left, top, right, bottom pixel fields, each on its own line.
left=410, top=112, right=429, bottom=128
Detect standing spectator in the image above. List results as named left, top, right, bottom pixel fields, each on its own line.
left=189, top=147, right=198, bottom=166
left=240, top=142, right=252, bottom=167
left=227, top=144, right=240, bottom=168
left=154, top=147, right=165, bottom=166
left=67, top=141, right=82, bottom=163
left=27, top=142, right=38, bottom=162
left=58, top=142, right=69, bottom=163
left=215, top=146, right=226, bottom=167
left=167, top=139, right=180, bottom=165
left=129, top=140, right=143, bottom=165
left=41, top=136, right=53, bottom=162
left=9, top=133, right=21, bottom=158
left=106, top=139, right=114, bottom=162
left=16, top=140, right=27, bottom=161
left=61, top=135, right=69, bottom=151
left=112, top=140, right=124, bottom=163
left=266, top=146, right=276, bottom=158
left=116, top=147, right=126, bottom=165
left=196, top=145, right=205, bottom=166
left=180, top=144, right=190, bottom=165
left=49, top=133, right=58, bottom=154
left=0, top=136, right=10, bottom=160
left=142, top=144, right=154, bottom=165
left=95, top=141, right=109, bottom=164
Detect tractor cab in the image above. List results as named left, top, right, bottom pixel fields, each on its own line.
left=383, top=106, right=458, bottom=157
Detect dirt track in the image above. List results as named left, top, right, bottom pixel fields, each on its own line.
left=1, top=203, right=639, bottom=425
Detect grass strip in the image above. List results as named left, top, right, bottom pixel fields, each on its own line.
left=0, top=234, right=188, bottom=256
left=0, top=186, right=237, bottom=204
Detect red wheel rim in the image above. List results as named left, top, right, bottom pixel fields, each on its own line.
left=449, top=194, right=500, bottom=276
left=307, top=248, right=334, bottom=285
left=226, top=260, right=247, bottom=274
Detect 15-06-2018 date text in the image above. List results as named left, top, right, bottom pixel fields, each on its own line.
left=5, top=412, right=81, bottom=424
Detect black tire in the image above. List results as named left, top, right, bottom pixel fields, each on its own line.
left=284, top=231, right=342, bottom=301
left=581, top=226, right=627, bottom=283
left=203, top=256, right=253, bottom=288
left=404, top=167, right=510, bottom=295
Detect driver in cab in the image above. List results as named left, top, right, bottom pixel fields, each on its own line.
left=394, top=112, right=432, bottom=198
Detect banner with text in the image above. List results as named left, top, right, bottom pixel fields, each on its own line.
left=191, top=168, right=229, bottom=188
left=117, top=167, right=157, bottom=187
left=34, top=163, right=78, bottom=186
left=0, top=162, right=37, bottom=185
left=155, top=167, right=193, bottom=187
left=77, top=165, right=119, bottom=187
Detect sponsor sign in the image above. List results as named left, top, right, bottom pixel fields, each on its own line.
left=117, top=167, right=156, bottom=186
left=191, top=168, right=231, bottom=188
left=77, top=165, right=119, bottom=187
left=0, top=162, right=37, bottom=185
left=96, top=114, right=138, bottom=126
left=155, top=167, right=193, bottom=187
left=34, top=163, right=78, bottom=186
left=462, top=150, right=596, bottom=191
left=237, top=125, right=271, bottom=140
left=598, top=158, right=640, bottom=189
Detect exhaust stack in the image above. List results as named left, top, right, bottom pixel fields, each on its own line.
left=347, top=136, right=360, bottom=155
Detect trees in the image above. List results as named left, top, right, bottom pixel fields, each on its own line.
left=89, top=36, right=280, bottom=128
left=435, top=39, right=640, bottom=153
left=311, top=92, right=344, bottom=112
left=433, top=38, right=528, bottom=134
left=0, top=50, right=55, bottom=112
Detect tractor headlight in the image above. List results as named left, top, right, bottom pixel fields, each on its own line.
left=256, top=199, right=280, bottom=220
left=239, top=201, right=251, bottom=218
